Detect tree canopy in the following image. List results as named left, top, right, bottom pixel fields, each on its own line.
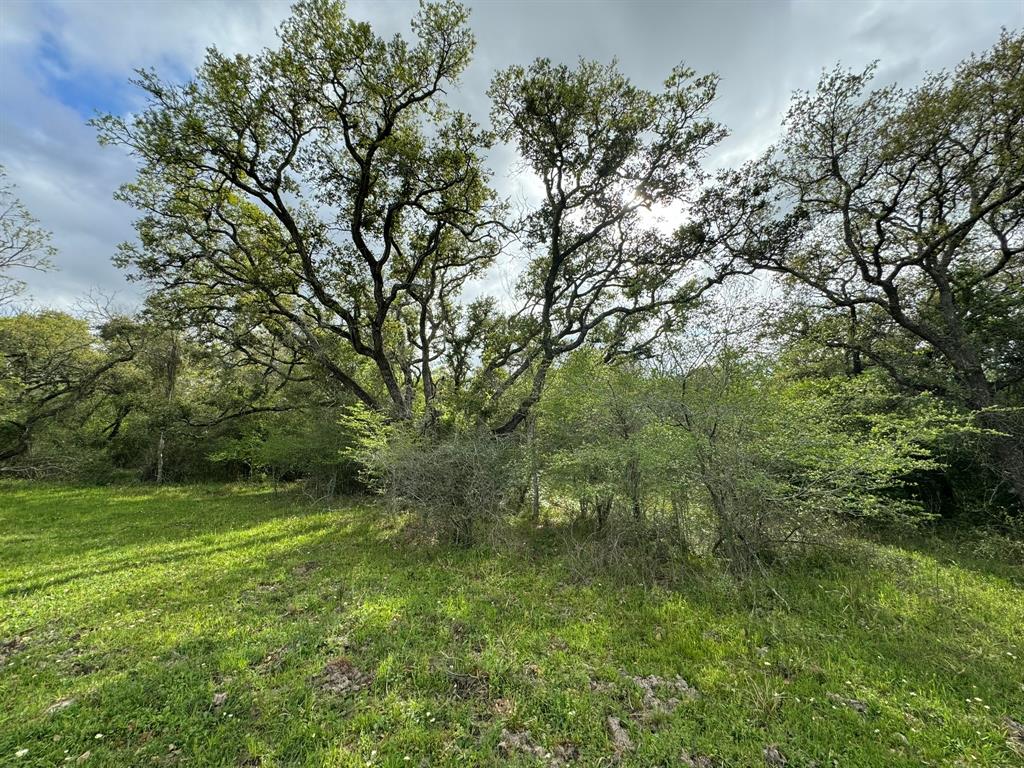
left=1, top=2, right=1020, bottom=527
left=733, top=31, right=1024, bottom=505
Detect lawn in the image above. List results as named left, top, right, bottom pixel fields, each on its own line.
left=1, top=484, right=1022, bottom=767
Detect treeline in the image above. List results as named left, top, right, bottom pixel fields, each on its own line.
left=1, top=2, right=1021, bottom=565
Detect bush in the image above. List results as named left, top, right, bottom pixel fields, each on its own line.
left=348, top=410, right=523, bottom=545
left=537, top=349, right=948, bottom=572
left=650, top=363, right=946, bottom=569
left=207, top=408, right=362, bottom=493
left=561, top=508, right=695, bottom=585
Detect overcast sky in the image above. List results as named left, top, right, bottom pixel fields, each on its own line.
left=1, top=0, right=1021, bottom=310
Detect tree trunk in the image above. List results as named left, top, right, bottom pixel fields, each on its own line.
left=671, top=487, right=689, bottom=548
left=154, top=332, right=180, bottom=486
left=528, top=415, right=540, bottom=522
left=626, top=455, right=643, bottom=522
left=965, top=374, right=1024, bottom=513
left=596, top=496, right=612, bottom=531
left=977, top=410, right=1024, bottom=512
left=848, top=306, right=863, bottom=375
left=155, top=430, right=165, bottom=485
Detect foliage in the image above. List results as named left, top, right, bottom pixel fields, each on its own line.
left=96, top=0, right=498, bottom=421
left=0, top=166, right=55, bottom=308
left=658, top=357, right=963, bottom=565
left=726, top=31, right=1024, bottom=510
left=348, top=408, right=522, bottom=544
left=1, top=10, right=1022, bottom=766
left=209, top=408, right=360, bottom=493
left=535, top=345, right=955, bottom=567
left=0, top=311, right=136, bottom=468
left=480, top=56, right=747, bottom=433
left=537, top=351, right=675, bottom=527
left=1, top=2, right=1020, bottom=565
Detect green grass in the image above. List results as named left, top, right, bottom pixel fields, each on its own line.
left=1, top=484, right=1022, bottom=767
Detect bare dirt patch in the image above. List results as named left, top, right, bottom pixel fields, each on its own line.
left=590, top=671, right=700, bottom=726
left=313, top=657, right=373, bottom=695
left=498, top=729, right=577, bottom=766
left=291, top=561, right=319, bottom=577
left=0, top=635, right=27, bottom=667
left=45, top=697, right=77, bottom=715
left=491, top=697, right=513, bottom=716
left=627, top=674, right=700, bottom=716
left=827, top=692, right=868, bottom=714
left=255, top=645, right=289, bottom=675
left=680, top=750, right=716, bottom=767
left=1004, top=717, right=1024, bottom=757
left=606, top=716, right=634, bottom=757
left=448, top=668, right=490, bottom=699
left=763, top=744, right=788, bottom=766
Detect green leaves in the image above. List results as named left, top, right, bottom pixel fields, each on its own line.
left=95, top=0, right=498, bottom=419
left=489, top=57, right=721, bottom=208
left=0, top=166, right=56, bottom=308
left=483, top=56, right=736, bottom=433
left=730, top=31, right=1024, bottom=510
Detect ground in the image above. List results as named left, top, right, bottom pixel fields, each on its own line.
left=1, top=484, right=1022, bottom=767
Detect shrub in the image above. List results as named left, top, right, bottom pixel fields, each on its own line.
left=538, top=348, right=949, bottom=572
left=347, top=408, right=523, bottom=545
left=649, top=361, right=947, bottom=569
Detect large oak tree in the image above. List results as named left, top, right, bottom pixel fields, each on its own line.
left=481, top=58, right=751, bottom=433
left=97, top=0, right=498, bottom=421
left=739, top=32, right=1024, bottom=507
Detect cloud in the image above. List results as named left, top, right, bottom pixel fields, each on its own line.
left=0, top=0, right=295, bottom=309
left=0, top=0, right=1018, bottom=310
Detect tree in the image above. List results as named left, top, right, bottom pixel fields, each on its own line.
left=537, top=351, right=663, bottom=527
left=0, top=312, right=136, bottom=464
left=0, top=166, right=55, bottom=308
left=646, top=345, right=945, bottom=567
left=738, top=32, right=1024, bottom=509
left=481, top=58, right=750, bottom=433
left=105, top=297, right=331, bottom=482
left=95, top=0, right=498, bottom=422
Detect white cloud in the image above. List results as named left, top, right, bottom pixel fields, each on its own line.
left=0, top=0, right=1018, bottom=310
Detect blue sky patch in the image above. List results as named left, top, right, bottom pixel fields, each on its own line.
left=34, top=30, right=135, bottom=118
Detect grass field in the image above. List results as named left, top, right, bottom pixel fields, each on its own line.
left=1, top=484, right=1022, bottom=767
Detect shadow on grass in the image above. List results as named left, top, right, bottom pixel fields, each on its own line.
left=0, top=523, right=336, bottom=599
left=870, top=529, right=1024, bottom=588
left=0, top=483, right=348, bottom=563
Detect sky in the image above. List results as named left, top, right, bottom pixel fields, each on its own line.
left=0, top=0, right=1021, bottom=310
